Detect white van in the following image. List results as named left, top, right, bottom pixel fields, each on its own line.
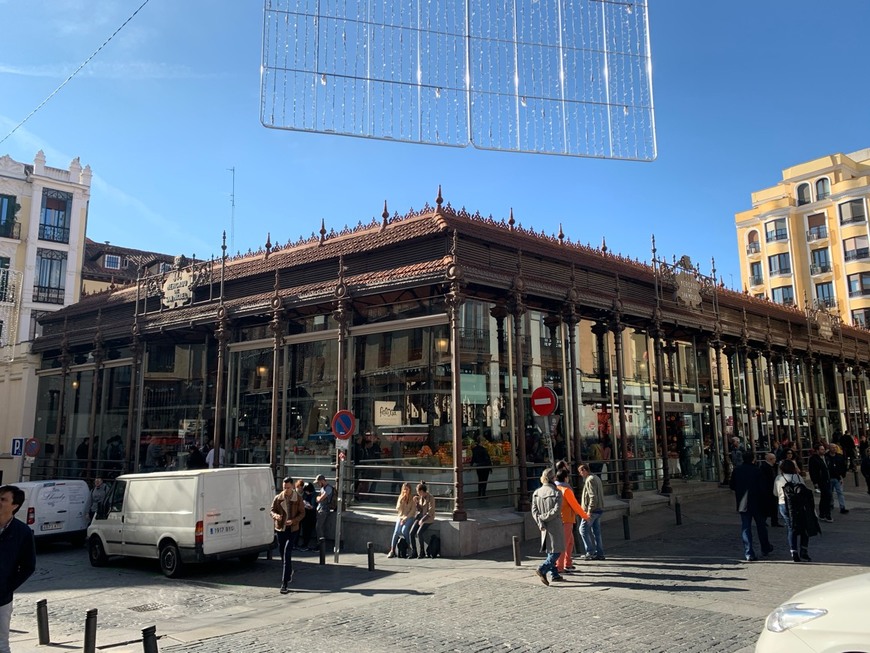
left=87, top=467, right=275, bottom=577
left=14, top=480, right=91, bottom=546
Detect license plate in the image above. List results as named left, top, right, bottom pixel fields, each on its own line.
left=41, top=522, right=63, bottom=531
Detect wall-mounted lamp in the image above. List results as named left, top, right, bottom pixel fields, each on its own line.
left=257, top=365, right=269, bottom=376
left=435, top=337, right=450, bottom=355
left=71, top=379, right=79, bottom=390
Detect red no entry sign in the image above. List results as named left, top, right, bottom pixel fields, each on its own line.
left=331, top=410, right=356, bottom=440
left=530, top=386, right=558, bottom=417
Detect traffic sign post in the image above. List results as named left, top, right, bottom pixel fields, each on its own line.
left=331, top=410, right=356, bottom=440
left=330, top=410, right=356, bottom=566
left=530, top=387, right=559, bottom=471
left=11, top=438, right=24, bottom=457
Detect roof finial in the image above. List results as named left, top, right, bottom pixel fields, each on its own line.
left=382, top=200, right=389, bottom=230
left=264, top=232, right=272, bottom=259
left=601, top=236, right=608, bottom=254
left=558, top=223, right=564, bottom=244
left=508, top=208, right=515, bottom=231
left=435, top=185, right=443, bottom=215
left=319, top=219, right=327, bottom=246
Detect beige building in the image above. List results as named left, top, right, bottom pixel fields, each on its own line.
left=0, top=152, right=91, bottom=457
left=736, top=148, right=870, bottom=327
left=81, top=238, right=175, bottom=296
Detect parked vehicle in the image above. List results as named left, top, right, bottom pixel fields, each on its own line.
left=87, top=467, right=275, bottom=577
left=755, top=572, right=870, bottom=652
left=13, top=480, right=91, bottom=546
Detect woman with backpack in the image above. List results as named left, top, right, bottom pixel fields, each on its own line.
left=774, top=459, right=819, bottom=563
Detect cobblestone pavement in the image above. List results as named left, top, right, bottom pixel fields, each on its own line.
left=11, top=482, right=870, bottom=653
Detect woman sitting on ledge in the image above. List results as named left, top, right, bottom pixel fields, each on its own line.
left=387, top=483, right=416, bottom=558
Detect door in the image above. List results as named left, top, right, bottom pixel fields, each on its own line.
left=202, top=471, right=242, bottom=554
left=239, top=469, right=273, bottom=549
left=97, top=480, right=126, bottom=554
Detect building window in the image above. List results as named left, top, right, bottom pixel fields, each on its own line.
left=852, top=309, right=870, bottom=328
left=746, top=230, right=760, bottom=254
left=796, top=183, right=811, bottom=206
left=806, top=213, right=827, bottom=241
left=38, top=189, right=72, bottom=244
left=772, top=286, right=794, bottom=306
left=33, top=248, right=67, bottom=304
left=749, top=261, right=763, bottom=286
left=844, top=235, right=870, bottom=262
left=815, top=282, right=835, bottom=308
left=754, top=293, right=765, bottom=300
left=839, top=199, right=866, bottom=225
left=765, top=218, right=788, bottom=242
left=0, top=194, right=18, bottom=239
left=29, top=310, right=50, bottom=341
left=847, top=272, right=870, bottom=298
left=768, top=252, right=791, bottom=276
left=159, top=262, right=172, bottom=274
left=0, top=256, right=9, bottom=303
left=104, top=254, right=121, bottom=269
left=816, top=178, right=831, bottom=200
left=810, top=248, right=830, bottom=275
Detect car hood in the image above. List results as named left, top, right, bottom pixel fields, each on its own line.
left=787, top=572, right=870, bottom=606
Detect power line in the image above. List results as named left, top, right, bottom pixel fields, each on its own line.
left=0, top=0, right=152, bottom=146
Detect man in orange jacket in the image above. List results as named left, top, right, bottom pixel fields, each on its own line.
left=555, top=468, right=588, bottom=574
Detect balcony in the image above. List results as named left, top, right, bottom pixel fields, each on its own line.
left=840, top=214, right=866, bottom=226
left=809, top=263, right=831, bottom=275
left=765, top=229, right=788, bottom=243
left=813, top=297, right=838, bottom=310
left=769, top=267, right=792, bottom=277
left=746, top=242, right=761, bottom=255
left=848, top=287, right=870, bottom=298
left=806, top=226, right=828, bottom=241
left=750, top=274, right=764, bottom=287
left=38, top=223, right=70, bottom=244
left=32, top=285, right=65, bottom=304
left=0, top=221, right=20, bottom=240
left=844, top=248, right=870, bottom=262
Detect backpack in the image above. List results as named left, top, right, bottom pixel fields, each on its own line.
left=327, top=485, right=338, bottom=511
left=396, top=536, right=409, bottom=558
left=426, top=534, right=441, bottom=559
left=782, top=478, right=813, bottom=516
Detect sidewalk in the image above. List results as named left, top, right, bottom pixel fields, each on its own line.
left=11, top=481, right=870, bottom=653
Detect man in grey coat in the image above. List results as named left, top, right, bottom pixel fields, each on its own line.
left=531, top=468, right=565, bottom=585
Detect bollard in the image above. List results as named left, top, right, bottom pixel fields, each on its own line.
left=319, top=538, right=326, bottom=565
left=622, top=514, right=631, bottom=540
left=83, top=609, right=98, bottom=653
left=36, top=599, right=50, bottom=645
left=367, top=541, right=375, bottom=571
left=855, top=468, right=860, bottom=488
left=142, top=625, right=159, bottom=653
left=674, top=496, right=682, bottom=526
left=512, top=535, right=521, bottom=566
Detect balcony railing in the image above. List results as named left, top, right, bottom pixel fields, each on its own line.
left=769, top=267, right=792, bottom=277
left=848, top=287, right=870, bottom=298
left=38, top=223, right=70, bottom=244
left=813, top=297, right=837, bottom=309
left=806, top=226, right=827, bottom=241
left=810, top=263, right=831, bottom=275
left=776, top=297, right=795, bottom=307
left=844, top=248, right=870, bottom=262
left=841, top=214, right=866, bottom=226
left=746, top=242, right=761, bottom=255
left=765, top=229, right=788, bottom=243
left=0, top=221, right=20, bottom=239
left=750, top=274, right=764, bottom=286
left=32, top=285, right=65, bottom=304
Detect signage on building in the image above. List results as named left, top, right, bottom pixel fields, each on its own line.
left=374, top=401, right=402, bottom=426
left=162, top=270, right=194, bottom=309
left=11, top=438, right=23, bottom=456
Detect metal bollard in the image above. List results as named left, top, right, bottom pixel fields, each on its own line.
left=319, top=538, right=326, bottom=565
left=855, top=468, right=860, bottom=488
left=142, top=625, right=159, bottom=653
left=622, top=514, right=631, bottom=540
left=512, top=535, right=521, bottom=566
left=674, top=496, right=682, bottom=526
left=36, top=599, right=50, bottom=645
left=367, top=541, right=375, bottom=571
left=83, top=609, right=98, bottom=653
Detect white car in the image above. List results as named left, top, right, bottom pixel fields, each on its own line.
left=756, top=572, right=870, bottom=652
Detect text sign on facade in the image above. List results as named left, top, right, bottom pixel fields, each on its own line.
left=162, top=270, right=194, bottom=309
left=530, top=386, right=558, bottom=417
left=331, top=410, right=356, bottom=440
left=11, top=438, right=23, bottom=456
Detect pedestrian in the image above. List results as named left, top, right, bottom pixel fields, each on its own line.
left=862, top=448, right=870, bottom=495
left=270, top=476, right=304, bottom=594
left=759, top=453, right=781, bottom=527
left=839, top=431, right=857, bottom=470
left=775, top=459, right=819, bottom=563
left=205, top=443, right=225, bottom=469
left=808, top=443, right=833, bottom=522
left=531, top=468, right=565, bottom=585
left=0, top=484, right=37, bottom=653
left=89, top=477, right=109, bottom=520
left=554, top=468, right=588, bottom=575
left=295, top=480, right=317, bottom=550
left=729, top=436, right=745, bottom=470
left=782, top=447, right=802, bottom=472
left=578, top=463, right=606, bottom=561
left=408, top=482, right=435, bottom=559
left=386, top=483, right=415, bottom=558
left=314, top=474, right=334, bottom=545
left=827, top=444, right=849, bottom=515
left=470, top=436, right=492, bottom=498
left=186, top=444, right=208, bottom=470
left=729, top=450, right=773, bottom=561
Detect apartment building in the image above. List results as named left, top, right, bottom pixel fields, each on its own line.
left=736, top=148, right=870, bottom=327
left=0, top=151, right=91, bottom=453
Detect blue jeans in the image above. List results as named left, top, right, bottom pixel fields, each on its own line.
left=390, top=518, right=412, bottom=551
left=276, top=529, right=299, bottom=584
left=779, top=504, right=808, bottom=553
left=831, top=478, right=846, bottom=510
left=739, top=511, right=771, bottom=559
left=580, top=510, right=605, bottom=557
left=538, top=551, right=561, bottom=578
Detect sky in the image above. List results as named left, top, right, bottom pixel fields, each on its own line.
left=2, top=1, right=870, bottom=288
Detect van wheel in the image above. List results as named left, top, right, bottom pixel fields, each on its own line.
left=159, top=542, right=184, bottom=578
left=88, top=537, right=108, bottom=567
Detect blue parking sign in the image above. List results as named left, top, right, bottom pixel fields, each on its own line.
left=11, top=438, right=24, bottom=456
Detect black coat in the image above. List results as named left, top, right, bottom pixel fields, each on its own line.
left=730, top=462, right=765, bottom=515
left=0, top=517, right=36, bottom=606
left=808, top=454, right=831, bottom=487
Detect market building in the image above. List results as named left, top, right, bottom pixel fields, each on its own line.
left=26, top=192, right=870, bottom=554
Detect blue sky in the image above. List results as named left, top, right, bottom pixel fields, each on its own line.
left=2, top=1, right=870, bottom=287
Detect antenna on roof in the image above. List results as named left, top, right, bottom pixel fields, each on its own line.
left=227, top=167, right=236, bottom=253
